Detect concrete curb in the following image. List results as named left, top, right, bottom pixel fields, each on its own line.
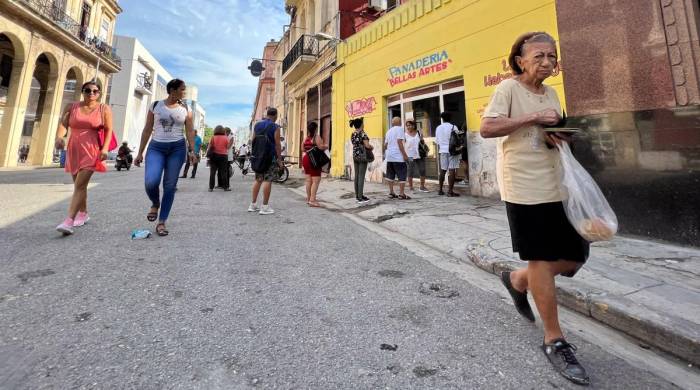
left=466, top=240, right=700, bottom=366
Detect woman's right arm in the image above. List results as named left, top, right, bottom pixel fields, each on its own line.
left=54, top=104, right=72, bottom=148
left=135, top=111, right=154, bottom=165
left=480, top=109, right=560, bottom=139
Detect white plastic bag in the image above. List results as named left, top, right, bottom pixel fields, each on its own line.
left=381, top=159, right=387, bottom=174
left=557, top=143, right=618, bottom=242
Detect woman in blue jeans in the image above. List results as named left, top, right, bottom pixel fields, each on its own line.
left=134, top=79, right=196, bottom=236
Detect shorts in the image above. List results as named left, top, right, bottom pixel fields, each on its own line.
left=439, top=153, right=460, bottom=170
left=385, top=161, right=407, bottom=182
left=407, top=158, right=426, bottom=177
left=506, top=201, right=590, bottom=277
left=254, top=159, right=278, bottom=182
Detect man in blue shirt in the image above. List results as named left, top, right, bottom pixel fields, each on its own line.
left=181, top=130, right=203, bottom=178
left=248, top=107, right=282, bottom=215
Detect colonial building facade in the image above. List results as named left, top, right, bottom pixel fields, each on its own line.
left=0, top=0, right=122, bottom=167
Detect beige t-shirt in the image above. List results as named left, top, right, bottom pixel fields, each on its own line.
left=482, top=78, right=563, bottom=205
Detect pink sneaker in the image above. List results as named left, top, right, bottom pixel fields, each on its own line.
left=56, top=218, right=74, bottom=235
left=73, top=212, right=90, bottom=227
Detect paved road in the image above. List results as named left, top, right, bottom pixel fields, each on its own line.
left=0, top=167, right=683, bottom=389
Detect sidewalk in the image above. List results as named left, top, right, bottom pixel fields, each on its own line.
left=287, top=176, right=700, bottom=366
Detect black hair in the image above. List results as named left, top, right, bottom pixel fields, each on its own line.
left=81, top=81, right=100, bottom=91
left=440, top=112, right=452, bottom=122
left=508, top=32, right=557, bottom=75
left=166, top=79, right=185, bottom=94
left=266, top=107, right=278, bottom=117
left=307, top=121, right=318, bottom=138
left=405, top=120, right=416, bottom=127
left=349, top=117, right=363, bottom=129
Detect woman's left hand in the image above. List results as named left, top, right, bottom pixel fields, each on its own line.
left=100, top=150, right=108, bottom=161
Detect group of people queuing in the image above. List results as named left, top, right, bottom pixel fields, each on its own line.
left=51, top=30, right=593, bottom=386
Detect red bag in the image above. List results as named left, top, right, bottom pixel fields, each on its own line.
left=95, top=157, right=107, bottom=172
left=97, top=104, right=118, bottom=152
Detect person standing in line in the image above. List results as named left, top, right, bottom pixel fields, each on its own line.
left=350, top=117, right=373, bottom=203
left=459, top=123, right=470, bottom=185
left=383, top=116, right=410, bottom=199
left=207, top=126, right=232, bottom=192
left=404, top=120, right=428, bottom=193
left=480, top=32, right=590, bottom=385
left=248, top=107, right=283, bottom=215
left=301, top=122, right=327, bottom=207
left=225, top=127, right=235, bottom=180
left=53, top=81, right=114, bottom=235
left=181, top=129, right=202, bottom=178
left=435, top=112, right=461, bottom=196
left=134, top=79, right=196, bottom=237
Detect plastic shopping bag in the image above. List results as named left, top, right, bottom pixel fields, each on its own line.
left=557, top=143, right=618, bottom=242
left=381, top=159, right=387, bottom=175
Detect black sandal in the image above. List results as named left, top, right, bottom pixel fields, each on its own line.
left=146, top=207, right=159, bottom=222
left=388, top=193, right=398, bottom=199
left=155, top=223, right=169, bottom=237
left=398, top=194, right=412, bottom=200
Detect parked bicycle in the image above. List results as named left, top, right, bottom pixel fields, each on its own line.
left=231, top=154, right=293, bottom=183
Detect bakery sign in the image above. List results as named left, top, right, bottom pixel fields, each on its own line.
left=388, top=50, right=452, bottom=87
left=345, top=97, right=377, bottom=117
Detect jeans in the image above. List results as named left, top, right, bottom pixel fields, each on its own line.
left=209, top=153, right=229, bottom=189
left=353, top=161, right=368, bottom=199
left=145, top=139, right=186, bottom=222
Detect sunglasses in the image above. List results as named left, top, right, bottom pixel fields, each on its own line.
left=83, top=88, right=100, bottom=94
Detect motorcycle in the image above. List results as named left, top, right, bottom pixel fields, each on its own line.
left=115, top=153, right=132, bottom=171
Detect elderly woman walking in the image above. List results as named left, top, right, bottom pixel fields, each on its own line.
left=480, top=32, right=590, bottom=385
left=54, top=81, right=113, bottom=235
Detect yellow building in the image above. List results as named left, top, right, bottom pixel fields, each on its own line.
left=331, top=0, right=564, bottom=196
left=0, top=0, right=122, bottom=167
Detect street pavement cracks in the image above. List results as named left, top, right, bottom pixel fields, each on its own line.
left=0, top=167, right=695, bottom=389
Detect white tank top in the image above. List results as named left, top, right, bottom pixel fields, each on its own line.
left=151, top=100, right=188, bottom=142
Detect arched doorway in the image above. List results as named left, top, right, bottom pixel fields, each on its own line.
left=21, top=53, right=57, bottom=165
left=0, top=33, right=23, bottom=164
left=55, top=67, right=82, bottom=164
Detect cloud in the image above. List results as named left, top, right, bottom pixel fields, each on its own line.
left=115, top=0, right=287, bottom=127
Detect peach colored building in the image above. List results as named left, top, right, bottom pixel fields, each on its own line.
left=250, top=40, right=278, bottom=128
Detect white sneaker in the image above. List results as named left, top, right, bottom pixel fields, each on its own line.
left=259, top=205, right=274, bottom=215
left=247, top=203, right=260, bottom=212
left=56, top=218, right=74, bottom=235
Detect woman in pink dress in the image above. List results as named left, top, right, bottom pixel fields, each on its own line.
left=54, top=81, right=113, bottom=235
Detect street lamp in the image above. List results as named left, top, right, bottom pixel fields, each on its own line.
left=312, top=32, right=342, bottom=44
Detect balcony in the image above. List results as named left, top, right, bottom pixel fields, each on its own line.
left=282, top=34, right=319, bottom=84
left=17, top=0, right=122, bottom=67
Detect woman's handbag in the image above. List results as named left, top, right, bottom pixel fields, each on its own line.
left=557, top=143, right=618, bottom=242
left=307, top=146, right=330, bottom=169
left=355, top=145, right=375, bottom=163
left=418, top=131, right=429, bottom=159
left=97, top=104, right=118, bottom=152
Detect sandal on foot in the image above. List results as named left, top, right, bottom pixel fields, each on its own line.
left=147, top=207, right=159, bottom=222
left=398, top=194, right=411, bottom=200
left=309, top=201, right=321, bottom=207
left=388, top=193, right=398, bottom=199
left=155, top=223, right=169, bottom=237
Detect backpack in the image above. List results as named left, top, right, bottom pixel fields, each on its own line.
left=449, top=126, right=466, bottom=156
left=250, top=120, right=275, bottom=173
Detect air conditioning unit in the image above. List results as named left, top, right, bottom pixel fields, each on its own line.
left=368, top=0, right=398, bottom=11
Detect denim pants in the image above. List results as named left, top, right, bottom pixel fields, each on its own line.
left=145, top=139, right=186, bottom=222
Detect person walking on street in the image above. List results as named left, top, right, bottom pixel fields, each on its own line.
left=384, top=117, right=410, bottom=199
left=301, top=121, right=327, bottom=207
left=207, top=126, right=232, bottom=192
left=350, top=117, right=373, bottom=203
left=134, top=79, right=196, bottom=237
left=181, top=130, right=202, bottom=178
left=435, top=112, right=461, bottom=196
left=237, top=143, right=249, bottom=168
left=404, top=120, right=428, bottom=193
left=53, top=81, right=114, bottom=235
left=480, top=32, right=590, bottom=386
left=248, top=107, right=283, bottom=215
left=225, top=127, right=235, bottom=181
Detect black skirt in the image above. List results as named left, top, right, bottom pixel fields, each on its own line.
left=506, top=201, right=590, bottom=265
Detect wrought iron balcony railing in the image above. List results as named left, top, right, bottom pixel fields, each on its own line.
left=18, top=0, right=122, bottom=66
left=282, top=34, right=319, bottom=75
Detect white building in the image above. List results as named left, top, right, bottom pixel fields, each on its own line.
left=185, top=84, right=206, bottom=133
left=109, top=36, right=173, bottom=148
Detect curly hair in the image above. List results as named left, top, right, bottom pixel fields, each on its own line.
left=508, top=32, right=557, bottom=75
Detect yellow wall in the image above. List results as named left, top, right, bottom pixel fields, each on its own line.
left=331, top=0, right=564, bottom=176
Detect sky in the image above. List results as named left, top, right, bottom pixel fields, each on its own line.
left=114, top=0, right=288, bottom=129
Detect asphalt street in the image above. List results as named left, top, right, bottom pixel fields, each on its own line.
left=0, top=166, right=684, bottom=389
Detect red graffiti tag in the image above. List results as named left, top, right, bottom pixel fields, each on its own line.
left=346, top=97, right=377, bottom=117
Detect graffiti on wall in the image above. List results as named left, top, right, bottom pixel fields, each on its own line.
left=345, top=97, right=378, bottom=117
